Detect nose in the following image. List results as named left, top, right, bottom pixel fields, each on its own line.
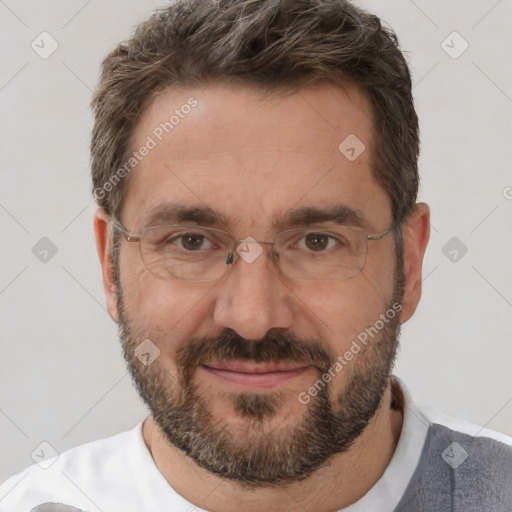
left=212, top=242, right=295, bottom=341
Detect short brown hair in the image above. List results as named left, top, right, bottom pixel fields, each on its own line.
left=90, top=0, right=419, bottom=225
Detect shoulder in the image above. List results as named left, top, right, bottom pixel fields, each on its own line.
left=0, top=422, right=143, bottom=512
left=398, top=404, right=512, bottom=512
left=391, top=377, right=512, bottom=511
left=419, top=404, right=512, bottom=448
left=419, top=404, right=512, bottom=473
left=420, top=404, right=512, bottom=481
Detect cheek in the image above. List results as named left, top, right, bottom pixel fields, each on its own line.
left=118, top=249, right=215, bottom=355
left=299, top=253, right=396, bottom=354
left=118, top=248, right=182, bottom=332
left=358, top=235, right=398, bottom=302
left=310, top=286, right=385, bottom=344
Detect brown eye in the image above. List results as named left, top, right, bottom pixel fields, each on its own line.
left=304, top=233, right=330, bottom=251
left=179, top=234, right=206, bottom=251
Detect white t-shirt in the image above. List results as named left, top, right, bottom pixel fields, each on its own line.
left=1, top=376, right=511, bottom=512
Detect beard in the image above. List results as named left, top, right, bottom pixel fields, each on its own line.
left=113, top=233, right=405, bottom=487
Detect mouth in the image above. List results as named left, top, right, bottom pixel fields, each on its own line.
left=200, top=361, right=312, bottom=389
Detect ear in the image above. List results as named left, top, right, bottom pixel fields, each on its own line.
left=399, top=202, right=430, bottom=323
left=93, top=207, right=119, bottom=323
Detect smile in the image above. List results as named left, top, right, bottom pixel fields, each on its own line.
left=200, top=362, right=311, bottom=388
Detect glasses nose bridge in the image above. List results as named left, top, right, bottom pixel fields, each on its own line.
left=232, top=234, right=278, bottom=254
left=227, top=237, right=279, bottom=269
left=237, top=239, right=275, bottom=246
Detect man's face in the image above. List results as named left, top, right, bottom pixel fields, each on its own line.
left=111, top=81, right=405, bottom=485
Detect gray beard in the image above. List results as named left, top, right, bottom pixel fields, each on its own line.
left=114, top=246, right=405, bottom=487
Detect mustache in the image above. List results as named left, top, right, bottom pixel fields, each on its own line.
left=176, top=328, right=336, bottom=373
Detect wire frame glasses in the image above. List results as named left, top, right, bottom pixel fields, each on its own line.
left=113, top=219, right=398, bottom=283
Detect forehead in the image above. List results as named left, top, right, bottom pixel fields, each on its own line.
left=120, top=81, right=391, bottom=232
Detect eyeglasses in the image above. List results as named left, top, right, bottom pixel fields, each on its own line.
left=112, top=218, right=399, bottom=283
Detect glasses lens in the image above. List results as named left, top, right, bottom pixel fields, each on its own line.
left=138, top=225, right=368, bottom=282
left=275, top=227, right=367, bottom=282
left=140, top=225, right=234, bottom=281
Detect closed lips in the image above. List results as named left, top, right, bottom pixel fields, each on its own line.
left=200, top=362, right=311, bottom=388
left=202, top=362, right=310, bottom=373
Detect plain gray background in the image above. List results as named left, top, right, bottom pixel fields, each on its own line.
left=1, top=0, right=511, bottom=484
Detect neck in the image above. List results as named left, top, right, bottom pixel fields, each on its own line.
left=143, top=379, right=404, bottom=512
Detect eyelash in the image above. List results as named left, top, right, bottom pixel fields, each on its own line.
left=168, top=231, right=347, bottom=253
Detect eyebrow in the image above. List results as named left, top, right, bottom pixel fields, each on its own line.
left=139, top=202, right=370, bottom=232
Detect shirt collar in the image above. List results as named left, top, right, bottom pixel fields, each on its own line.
left=340, top=375, right=432, bottom=512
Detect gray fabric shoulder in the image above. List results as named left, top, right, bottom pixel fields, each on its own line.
left=394, top=423, right=512, bottom=512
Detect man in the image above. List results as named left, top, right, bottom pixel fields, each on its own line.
left=1, top=0, right=511, bottom=510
